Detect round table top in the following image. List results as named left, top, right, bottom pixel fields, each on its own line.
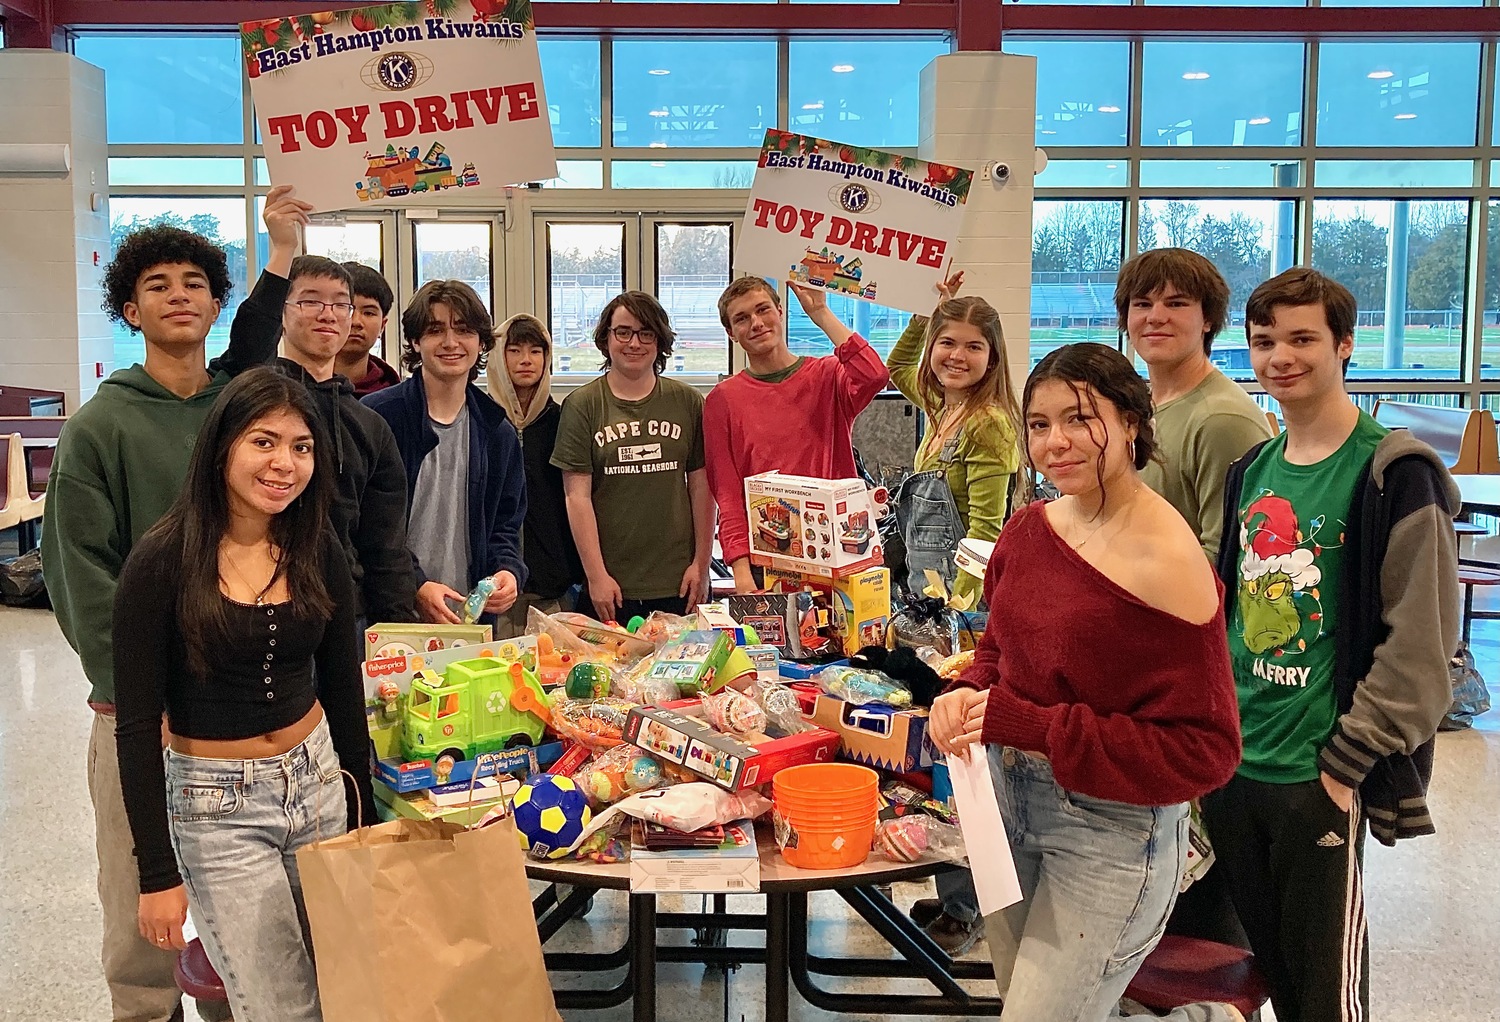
left=1455, top=474, right=1500, bottom=516
left=525, top=829, right=958, bottom=892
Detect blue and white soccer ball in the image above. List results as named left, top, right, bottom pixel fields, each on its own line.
left=512, top=775, right=593, bottom=860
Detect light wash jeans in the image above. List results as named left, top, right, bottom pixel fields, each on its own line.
left=165, top=716, right=347, bottom=1022
left=983, top=746, right=1237, bottom=1022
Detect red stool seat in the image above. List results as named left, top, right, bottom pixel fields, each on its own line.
left=175, top=938, right=229, bottom=1004
left=1124, top=935, right=1270, bottom=1018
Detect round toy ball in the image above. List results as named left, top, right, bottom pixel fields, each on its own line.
left=585, top=764, right=629, bottom=804
left=625, top=755, right=662, bottom=791
left=877, top=816, right=930, bottom=863
left=564, top=662, right=613, bottom=701
left=512, top=775, right=593, bottom=859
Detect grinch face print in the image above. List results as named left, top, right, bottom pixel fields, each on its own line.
left=1236, top=491, right=1339, bottom=665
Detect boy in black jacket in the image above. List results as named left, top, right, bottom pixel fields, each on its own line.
left=268, top=255, right=417, bottom=624
left=1206, top=268, right=1459, bottom=1022
left=488, top=313, right=584, bottom=631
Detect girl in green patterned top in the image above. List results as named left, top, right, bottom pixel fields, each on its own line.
left=888, top=272, right=1022, bottom=606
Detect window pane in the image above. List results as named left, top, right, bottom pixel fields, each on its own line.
left=1258, top=391, right=1466, bottom=419
left=1004, top=41, right=1129, bottom=147
left=548, top=222, right=624, bottom=375
left=1480, top=203, right=1500, bottom=378
left=107, top=198, right=248, bottom=368
left=1140, top=160, right=1301, bottom=189
left=786, top=295, right=912, bottom=361
left=1311, top=199, right=1468, bottom=380
left=655, top=224, right=731, bottom=375
left=611, top=161, right=755, bottom=189
left=1139, top=199, right=1296, bottom=377
left=1315, top=160, right=1473, bottom=189
left=540, top=161, right=605, bottom=189
left=1316, top=43, right=1480, bottom=147
left=107, top=158, right=244, bottom=187
left=75, top=34, right=242, bottom=144
left=538, top=38, right=601, bottom=148
left=1141, top=42, right=1304, bottom=147
left=1031, top=200, right=1124, bottom=365
left=414, top=222, right=493, bottom=315
left=1038, top=161, right=1129, bottom=188
left=304, top=222, right=383, bottom=270
left=612, top=40, right=776, bottom=148
left=1151, top=0, right=1299, bottom=5
left=788, top=38, right=949, bottom=148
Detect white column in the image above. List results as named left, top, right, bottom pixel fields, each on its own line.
left=919, top=52, right=1037, bottom=390
left=0, top=50, right=111, bottom=411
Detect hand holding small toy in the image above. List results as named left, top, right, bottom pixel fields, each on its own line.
left=484, top=571, right=519, bottom=615
left=417, top=580, right=464, bottom=624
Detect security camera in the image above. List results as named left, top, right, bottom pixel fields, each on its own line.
left=992, top=162, right=1011, bottom=182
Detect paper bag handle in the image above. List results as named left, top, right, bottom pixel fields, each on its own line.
left=314, top=768, right=368, bottom=846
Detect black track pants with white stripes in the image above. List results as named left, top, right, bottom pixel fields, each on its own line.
left=1202, top=773, right=1370, bottom=1022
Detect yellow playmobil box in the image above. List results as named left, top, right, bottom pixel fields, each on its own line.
left=762, top=566, right=890, bottom=656
left=364, top=623, right=491, bottom=661
left=745, top=472, right=882, bottom=579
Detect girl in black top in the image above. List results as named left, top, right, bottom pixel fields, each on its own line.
left=113, top=367, right=373, bottom=1022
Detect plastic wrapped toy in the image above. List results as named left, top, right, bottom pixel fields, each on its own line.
left=375, top=679, right=400, bottom=720
left=886, top=593, right=964, bottom=657
left=461, top=576, right=497, bottom=624
left=874, top=815, right=967, bottom=864
left=701, top=688, right=768, bottom=735
left=576, top=744, right=666, bottom=805
left=816, top=665, right=913, bottom=709
left=549, top=695, right=637, bottom=751
left=755, top=681, right=814, bottom=736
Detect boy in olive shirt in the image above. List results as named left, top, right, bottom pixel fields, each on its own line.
left=1206, top=268, right=1459, bottom=1022
left=552, top=291, right=711, bottom=622
left=1119, top=248, right=1273, bottom=561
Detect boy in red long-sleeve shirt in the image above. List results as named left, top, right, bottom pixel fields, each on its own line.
left=704, top=277, right=889, bottom=591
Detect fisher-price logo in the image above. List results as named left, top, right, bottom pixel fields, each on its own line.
left=364, top=656, right=409, bottom=678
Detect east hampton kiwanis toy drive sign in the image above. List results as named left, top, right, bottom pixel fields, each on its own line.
left=734, top=130, right=973, bottom=315
left=241, top=1, right=557, bottom=213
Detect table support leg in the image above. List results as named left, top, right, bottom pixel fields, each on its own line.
left=630, top=893, right=658, bottom=1022
left=765, top=890, right=792, bottom=1022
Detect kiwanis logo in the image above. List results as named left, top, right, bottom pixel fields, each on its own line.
left=831, top=182, right=882, bottom=216
left=363, top=50, right=435, bottom=93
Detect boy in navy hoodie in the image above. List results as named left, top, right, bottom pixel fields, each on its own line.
left=364, top=279, right=526, bottom=625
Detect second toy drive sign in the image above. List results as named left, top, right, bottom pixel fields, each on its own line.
left=734, top=129, right=973, bottom=315
left=241, top=1, right=558, bottom=213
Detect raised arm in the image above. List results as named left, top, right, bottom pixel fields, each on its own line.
left=214, top=185, right=312, bottom=376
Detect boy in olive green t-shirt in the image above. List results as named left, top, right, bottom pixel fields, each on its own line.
left=552, top=291, right=711, bottom=623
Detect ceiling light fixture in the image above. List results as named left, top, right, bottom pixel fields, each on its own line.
left=1099, top=105, right=1121, bottom=113
left=649, top=109, right=669, bottom=117
left=1182, top=71, right=1210, bottom=81
left=648, top=68, right=670, bottom=76
left=802, top=102, right=824, bottom=110
left=1249, top=116, right=1271, bottom=125
left=832, top=64, right=854, bottom=73
left=649, top=141, right=669, bottom=148
left=1394, top=112, right=1417, bottom=120
left=1367, top=70, right=1395, bottom=80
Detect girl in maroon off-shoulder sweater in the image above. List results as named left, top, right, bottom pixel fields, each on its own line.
left=929, top=343, right=1242, bottom=1022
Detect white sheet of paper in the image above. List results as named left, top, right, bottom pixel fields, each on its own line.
left=948, top=746, right=1023, bottom=915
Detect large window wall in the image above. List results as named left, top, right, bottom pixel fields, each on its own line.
left=74, top=30, right=948, bottom=373
left=1013, top=32, right=1500, bottom=412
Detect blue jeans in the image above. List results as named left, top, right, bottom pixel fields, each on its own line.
left=165, top=716, right=347, bottom=1022
left=984, top=746, right=1236, bottom=1022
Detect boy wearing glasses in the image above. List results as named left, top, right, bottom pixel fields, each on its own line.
left=552, top=291, right=711, bottom=622
left=272, top=255, right=417, bottom=624
left=43, top=186, right=309, bottom=1022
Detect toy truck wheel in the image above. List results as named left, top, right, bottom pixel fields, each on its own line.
left=504, top=734, right=534, bottom=750
left=437, top=749, right=464, bottom=771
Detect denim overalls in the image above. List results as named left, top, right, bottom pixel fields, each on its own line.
left=895, top=436, right=965, bottom=597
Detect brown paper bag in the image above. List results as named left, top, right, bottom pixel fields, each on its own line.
left=297, top=814, right=562, bottom=1022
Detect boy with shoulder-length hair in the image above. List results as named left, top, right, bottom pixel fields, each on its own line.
left=1117, top=248, right=1273, bottom=561
left=272, top=254, right=417, bottom=624
left=1204, top=266, right=1460, bottom=1022
left=552, top=290, right=712, bottom=622
left=365, top=279, right=526, bottom=627
left=43, top=185, right=311, bottom=1022
left=337, top=261, right=400, bottom=396
left=705, top=275, right=888, bottom=592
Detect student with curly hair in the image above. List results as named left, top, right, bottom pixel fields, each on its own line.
left=552, top=291, right=711, bottom=622
left=364, top=280, right=527, bottom=627
left=42, top=185, right=311, bottom=1022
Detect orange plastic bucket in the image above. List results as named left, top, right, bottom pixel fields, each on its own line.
left=773, top=763, right=880, bottom=869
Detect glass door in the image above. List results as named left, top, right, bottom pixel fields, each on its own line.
left=534, top=212, right=738, bottom=382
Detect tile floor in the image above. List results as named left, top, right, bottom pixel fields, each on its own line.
left=1, top=601, right=1496, bottom=1022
